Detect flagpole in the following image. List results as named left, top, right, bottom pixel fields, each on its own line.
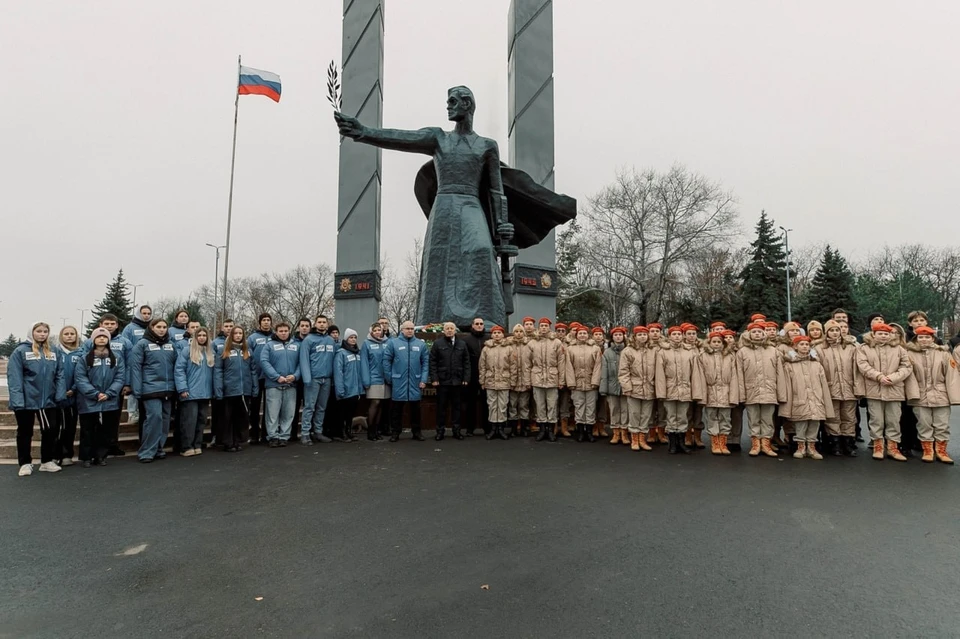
left=220, top=54, right=241, bottom=327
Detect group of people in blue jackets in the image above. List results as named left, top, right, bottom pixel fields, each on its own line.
left=7, top=307, right=432, bottom=477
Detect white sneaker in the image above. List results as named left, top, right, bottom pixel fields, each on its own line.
left=129, top=412, right=139, bottom=422
left=60, top=458, right=74, bottom=467
left=18, top=464, right=33, bottom=477
left=39, top=462, right=62, bottom=473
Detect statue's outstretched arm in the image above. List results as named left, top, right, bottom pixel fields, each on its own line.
left=334, top=112, right=439, bottom=155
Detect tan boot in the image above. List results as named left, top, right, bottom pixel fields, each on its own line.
left=887, top=440, right=907, bottom=462
left=629, top=432, right=639, bottom=451
left=609, top=429, right=621, bottom=445
left=656, top=427, right=669, bottom=444
left=921, top=440, right=935, bottom=462
left=718, top=434, right=731, bottom=455
left=935, top=440, right=954, bottom=464
left=560, top=419, right=572, bottom=438
left=793, top=441, right=806, bottom=459
left=748, top=436, right=761, bottom=456
left=760, top=438, right=778, bottom=457
left=807, top=442, right=823, bottom=460
left=637, top=432, right=652, bottom=451
left=694, top=428, right=706, bottom=449
left=709, top=435, right=721, bottom=455
left=684, top=429, right=694, bottom=447
left=530, top=422, right=540, bottom=433
left=621, top=428, right=632, bottom=446
left=871, top=439, right=884, bottom=460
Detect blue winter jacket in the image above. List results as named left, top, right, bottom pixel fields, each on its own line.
left=382, top=334, right=430, bottom=401
left=300, top=331, right=336, bottom=385
left=82, top=334, right=133, bottom=384
left=212, top=334, right=227, bottom=356
left=214, top=345, right=258, bottom=399
left=58, top=346, right=84, bottom=407
left=259, top=337, right=301, bottom=389
left=334, top=346, right=364, bottom=399
left=175, top=347, right=215, bottom=401
left=168, top=324, right=188, bottom=347
left=360, top=335, right=389, bottom=388
left=8, top=342, right=65, bottom=410
left=73, top=351, right=126, bottom=414
left=129, top=332, right=178, bottom=399
left=121, top=312, right=150, bottom=344
left=247, top=330, right=273, bottom=379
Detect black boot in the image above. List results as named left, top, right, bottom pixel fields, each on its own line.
left=546, top=423, right=557, bottom=442
left=389, top=432, right=400, bottom=443
left=485, top=425, right=495, bottom=440
left=584, top=424, right=596, bottom=443
left=845, top=436, right=858, bottom=457
left=506, top=420, right=517, bottom=438
left=667, top=432, right=678, bottom=454
left=536, top=423, right=549, bottom=442
left=576, top=424, right=586, bottom=442
left=675, top=432, right=690, bottom=454
left=435, top=428, right=445, bottom=442
left=496, top=423, right=509, bottom=440
left=520, top=421, right=530, bottom=437
left=453, top=426, right=464, bottom=440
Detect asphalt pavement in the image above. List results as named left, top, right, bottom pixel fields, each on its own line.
left=2, top=424, right=959, bottom=639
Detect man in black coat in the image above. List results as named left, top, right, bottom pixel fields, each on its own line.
left=461, top=317, right=488, bottom=437
left=429, top=322, right=471, bottom=441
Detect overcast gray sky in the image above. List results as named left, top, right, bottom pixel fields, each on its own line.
left=2, top=1, right=958, bottom=338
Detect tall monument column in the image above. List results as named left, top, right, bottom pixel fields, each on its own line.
left=508, top=0, right=559, bottom=322
left=334, top=0, right=385, bottom=329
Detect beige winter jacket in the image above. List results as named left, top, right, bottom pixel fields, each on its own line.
left=776, top=351, right=835, bottom=421
left=617, top=342, right=657, bottom=400
left=855, top=333, right=914, bottom=402
left=654, top=341, right=705, bottom=402
left=736, top=337, right=781, bottom=405
left=478, top=339, right=518, bottom=391
left=904, top=342, right=960, bottom=407
left=698, top=342, right=741, bottom=408
left=819, top=336, right=860, bottom=401
left=565, top=340, right=602, bottom=391
left=509, top=336, right=531, bottom=392
left=524, top=332, right=566, bottom=389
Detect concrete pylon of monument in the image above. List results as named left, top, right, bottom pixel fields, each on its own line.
left=333, top=0, right=385, bottom=331
left=508, top=0, right=559, bottom=323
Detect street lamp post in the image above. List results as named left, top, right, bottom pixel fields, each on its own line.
left=779, top=226, right=793, bottom=322
left=131, top=283, right=144, bottom=306
left=77, top=308, right=91, bottom=333
left=206, top=243, right=226, bottom=326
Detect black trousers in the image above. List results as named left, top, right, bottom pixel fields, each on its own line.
left=248, top=379, right=267, bottom=442
left=436, top=386, right=462, bottom=434
left=323, top=394, right=341, bottom=439
left=380, top=398, right=392, bottom=435
left=292, top=381, right=304, bottom=440
left=15, top=408, right=60, bottom=466
left=339, top=396, right=360, bottom=438
left=462, top=383, right=486, bottom=433
left=59, top=404, right=79, bottom=461
left=221, top=396, right=250, bottom=449
left=79, top=410, right=120, bottom=461
left=390, top=401, right=422, bottom=435
left=210, top=398, right=223, bottom=444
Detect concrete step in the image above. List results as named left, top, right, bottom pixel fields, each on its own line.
left=0, top=419, right=141, bottom=439
left=0, top=399, right=8, bottom=412
left=0, top=411, right=130, bottom=426
left=1, top=428, right=215, bottom=463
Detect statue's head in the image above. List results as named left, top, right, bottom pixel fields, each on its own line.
left=447, top=86, right=476, bottom=122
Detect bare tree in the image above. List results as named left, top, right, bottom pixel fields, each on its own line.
left=577, top=164, right=740, bottom=322
left=379, top=237, right=422, bottom=333
left=788, top=241, right=826, bottom=302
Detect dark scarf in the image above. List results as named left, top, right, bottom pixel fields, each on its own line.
left=86, top=345, right=117, bottom=368
left=131, top=315, right=149, bottom=329
left=144, top=328, right=170, bottom=346
left=172, top=321, right=188, bottom=330
left=342, top=341, right=360, bottom=354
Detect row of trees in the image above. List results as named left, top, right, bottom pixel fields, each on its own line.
left=557, top=166, right=960, bottom=332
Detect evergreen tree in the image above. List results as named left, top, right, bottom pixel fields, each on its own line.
left=795, top=246, right=858, bottom=324
left=739, top=211, right=789, bottom=321
left=165, top=300, right=206, bottom=328
left=0, top=334, right=19, bottom=358
left=556, top=222, right=606, bottom=326
left=86, top=269, right=134, bottom=336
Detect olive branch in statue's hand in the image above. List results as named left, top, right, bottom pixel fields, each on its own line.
left=329, top=60, right=365, bottom=139
left=326, top=60, right=341, bottom=111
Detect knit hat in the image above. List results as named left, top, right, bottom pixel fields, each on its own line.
left=807, top=320, right=823, bottom=334
left=491, top=325, right=505, bottom=335
left=343, top=328, right=358, bottom=342
left=915, top=326, right=936, bottom=336
left=866, top=313, right=885, bottom=327
left=633, top=326, right=648, bottom=334
left=792, top=335, right=811, bottom=344
left=610, top=326, right=627, bottom=336
left=90, top=327, right=111, bottom=342
left=823, top=319, right=842, bottom=332
left=783, top=322, right=801, bottom=332
left=872, top=323, right=893, bottom=333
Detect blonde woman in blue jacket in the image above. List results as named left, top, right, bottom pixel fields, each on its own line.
left=175, top=327, right=215, bottom=457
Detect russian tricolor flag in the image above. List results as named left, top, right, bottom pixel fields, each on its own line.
left=238, top=65, right=281, bottom=102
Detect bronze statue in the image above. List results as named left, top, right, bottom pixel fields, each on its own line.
left=335, top=86, right=574, bottom=329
